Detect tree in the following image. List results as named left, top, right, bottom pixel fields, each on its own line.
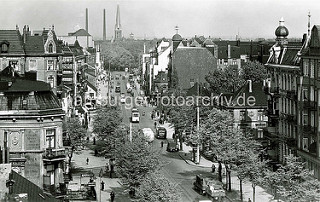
left=241, top=61, right=267, bottom=82
left=136, top=172, right=181, bottom=202
left=206, top=65, right=244, bottom=95
left=114, top=133, right=162, bottom=189
left=237, top=152, right=267, bottom=202
left=263, top=155, right=320, bottom=201
left=64, top=117, right=87, bottom=164
left=92, top=106, right=122, bottom=139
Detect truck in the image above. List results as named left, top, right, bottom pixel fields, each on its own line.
left=193, top=174, right=225, bottom=201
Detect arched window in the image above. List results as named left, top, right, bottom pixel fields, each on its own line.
left=48, top=43, right=53, bottom=53
left=1, top=43, right=8, bottom=53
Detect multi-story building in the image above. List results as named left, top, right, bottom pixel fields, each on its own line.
left=264, top=18, right=302, bottom=167
left=218, top=80, right=268, bottom=139
left=0, top=69, right=66, bottom=196
left=297, top=25, right=320, bottom=178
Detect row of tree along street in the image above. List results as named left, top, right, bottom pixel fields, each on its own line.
left=65, top=105, right=182, bottom=202
left=163, top=60, right=320, bottom=202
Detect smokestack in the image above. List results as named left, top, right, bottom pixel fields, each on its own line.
left=86, top=8, right=88, bottom=32
left=103, top=9, right=106, bottom=41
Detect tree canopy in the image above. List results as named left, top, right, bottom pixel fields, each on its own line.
left=114, top=133, right=162, bottom=188
left=136, top=172, right=181, bottom=202
left=64, top=117, right=87, bottom=143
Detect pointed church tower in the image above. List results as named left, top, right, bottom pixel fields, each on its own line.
left=114, top=4, right=122, bottom=40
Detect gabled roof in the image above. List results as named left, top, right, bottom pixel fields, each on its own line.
left=0, top=30, right=24, bottom=55
left=222, top=81, right=267, bottom=108
left=68, top=29, right=91, bottom=37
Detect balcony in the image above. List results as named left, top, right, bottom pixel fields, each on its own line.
left=287, top=90, right=297, bottom=99
left=43, top=148, right=66, bottom=161
left=303, top=125, right=316, bottom=133
left=270, top=87, right=280, bottom=97
left=267, top=109, right=279, bottom=118
left=303, top=101, right=316, bottom=110
left=287, top=114, right=296, bottom=123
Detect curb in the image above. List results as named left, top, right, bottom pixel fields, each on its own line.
left=178, top=153, right=211, bottom=168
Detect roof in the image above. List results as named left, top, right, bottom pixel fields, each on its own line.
left=86, top=80, right=97, bottom=92
left=11, top=171, right=60, bottom=202
left=0, top=30, right=24, bottom=55
left=68, top=29, right=91, bottom=37
left=222, top=81, right=267, bottom=108
left=217, top=46, right=240, bottom=59
left=172, top=47, right=217, bottom=90
left=24, top=35, right=45, bottom=54
left=172, top=33, right=182, bottom=41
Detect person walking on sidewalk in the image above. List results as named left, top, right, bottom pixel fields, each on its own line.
left=110, top=191, right=115, bottom=202
left=86, top=157, right=89, bottom=165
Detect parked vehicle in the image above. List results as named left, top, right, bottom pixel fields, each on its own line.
left=193, top=174, right=225, bottom=201
left=166, top=140, right=179, bottom=152
left=120, top=93, right=126, bottom=104
left=156, top=127, right=167, bottom=139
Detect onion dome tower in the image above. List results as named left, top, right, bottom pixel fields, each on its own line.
left=275, top=17, right=289, bottom=46
left=172, top=26, right=183, bottom=51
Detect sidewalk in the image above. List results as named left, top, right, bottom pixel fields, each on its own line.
left=158, top=122, right=276, bottom=202
left=69, top=148, right=131, bottom=202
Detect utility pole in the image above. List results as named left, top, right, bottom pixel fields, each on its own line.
left=129, top=122, right=132, bottom=142
left=196, top=79, right=200, bottom=164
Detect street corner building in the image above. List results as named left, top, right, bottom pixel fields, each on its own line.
left=0, top=70, right=66, bottom=197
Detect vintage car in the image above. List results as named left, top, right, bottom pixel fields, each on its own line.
left=193, top=174, right=225, bottom=201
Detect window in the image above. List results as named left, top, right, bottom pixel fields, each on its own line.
left=48, top=43, right=53, bottom=53
left=303, top=59, right=309, bottom=76
left=1, top=43, right=8, bottom=53
left=311, top=111, right=315, bottom=127
left=29, top=60, right=37, bottom=71
left=310, top=86, right=315, bottom=101
left=311, top=60, right=315, bottom=78
left=303, top=110, right=308, bottom=126
left=46, top=129, right=55, bottom=149
left=257, top=130, right=263, bottom=139
left=47, top=60, right=54, bottom=70
left=303, top=137, right=309, bottom=151
left=47, top=75, right=54, bottom=88
left=303, top=89, right=308, bottom=101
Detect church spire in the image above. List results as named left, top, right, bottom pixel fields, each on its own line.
left=115, top=4, right=121, bottom=29
left=308, top=11, right=311, bottom=37
left=114, top=4, right=122, bottom=40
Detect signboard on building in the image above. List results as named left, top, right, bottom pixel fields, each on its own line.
left=25, top=129, right=40, bottom=150
left=9, top=131, right=22, bottom=151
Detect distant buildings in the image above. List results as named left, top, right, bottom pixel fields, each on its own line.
left=58, top=29, right=94, bottom=49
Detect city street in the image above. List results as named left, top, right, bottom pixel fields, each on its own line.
left=106, top=71, right=218, bottom=202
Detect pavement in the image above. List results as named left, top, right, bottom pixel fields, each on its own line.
left=158, top=122, right=278, bottom=202
left=68, top=148, right=131, bottom=202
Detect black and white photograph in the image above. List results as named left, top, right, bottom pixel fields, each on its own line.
left=0, top=0, right=320, bottom=201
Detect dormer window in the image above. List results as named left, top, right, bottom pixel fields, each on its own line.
left=48, top=43, right=53, bottom=53
left=1, top=41, right=9, bottom=53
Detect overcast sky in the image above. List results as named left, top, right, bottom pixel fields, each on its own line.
left=1, top=0, right=319, bottom=40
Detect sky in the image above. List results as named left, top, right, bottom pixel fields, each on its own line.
left=0, top=0, right=319, bottom=40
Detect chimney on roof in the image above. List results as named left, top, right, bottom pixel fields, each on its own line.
left=248, top=80, right=252, bottom=93
left=52, top=24, right=54, bottom=31
left=23, top=25, right=27, bottom=44
left=302, top=33, right=307, bottom=44
left=16, top=25, right=19, bottom=31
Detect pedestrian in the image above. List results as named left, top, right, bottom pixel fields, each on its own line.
left=154, top=121, right=157, bottom=129
left=248, top=198, right=252, bottom=202
left=101, top=181, right=105, bottom=191
left=86, top=157, right=89, bottom=165
left=161, top=141, right=164, bottom=148
left=110, top=191, right=115, bottom=202
left=211, top=163, right=216, bottom=173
